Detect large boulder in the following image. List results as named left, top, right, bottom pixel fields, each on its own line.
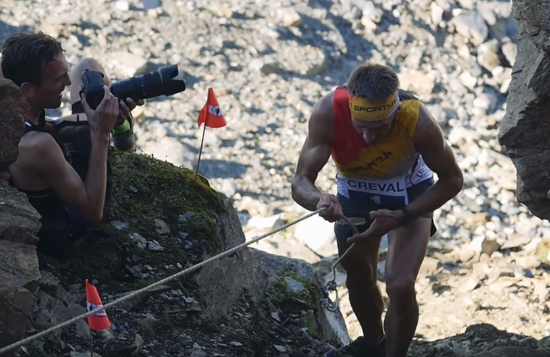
left=0, top=78, right=42, bottom=357
left=0, top=183, right=41, bottom=357
left=407, top=324, right=550, bottom=357
left=22, top=151, right=350, bottom=356
left=498, top=0, right=550, bottom=220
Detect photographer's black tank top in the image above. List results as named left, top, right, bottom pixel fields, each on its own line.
left=8, top=111, right=77, bottom=260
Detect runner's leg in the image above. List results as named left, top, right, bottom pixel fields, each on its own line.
left=383, top=217, right=431, bottom=357
left=335, top=219, right=385, bottom=345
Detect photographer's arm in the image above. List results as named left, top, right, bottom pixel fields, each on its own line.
left=35, top=133, right=109, bottom=223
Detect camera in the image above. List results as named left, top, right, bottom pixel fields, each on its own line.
left=80, top=65, right=186, bottom=151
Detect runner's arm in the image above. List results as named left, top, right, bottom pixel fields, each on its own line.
left=291, top=93, right=334, bottom=211
left=399, top=103, right=463, bottom=218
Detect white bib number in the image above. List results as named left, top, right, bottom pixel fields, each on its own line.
left=337, top=174, right=409, bottom=205
left=370, top=195, right=382, bottom=205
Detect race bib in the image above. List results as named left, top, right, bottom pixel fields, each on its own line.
left=336, top=174, right=409, bottom=205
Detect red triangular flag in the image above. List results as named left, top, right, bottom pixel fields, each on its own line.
left=197, top=88, right=227, bottom=128
left=85, top=279, right=111, bottom=331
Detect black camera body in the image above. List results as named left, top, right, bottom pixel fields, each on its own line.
left=81, top=64, right=187, bottom=110
left=81, top=70, right=107, bottom=110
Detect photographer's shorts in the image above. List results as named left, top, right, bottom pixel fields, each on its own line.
left=334, top=177, right=437, bottom=245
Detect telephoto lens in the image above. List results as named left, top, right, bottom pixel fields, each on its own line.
left=82, top=65, right=187, bottom=152
left=110, top=65, right=186, bottom=101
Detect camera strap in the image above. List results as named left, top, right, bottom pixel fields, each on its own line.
left=44, top=106, right=89, bottom=130
left=72, top=100, right=85, bottom=114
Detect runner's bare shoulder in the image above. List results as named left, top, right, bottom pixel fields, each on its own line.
left=413, top=102, right=444, bottom=143
left=308, top=90, right=335, bottom=143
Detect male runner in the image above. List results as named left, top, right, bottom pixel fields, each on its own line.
left=291, top=63, right=463, bottom=357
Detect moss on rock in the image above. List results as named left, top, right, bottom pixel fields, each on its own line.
left=266, top=268, right=319, bottom=312
left=64, top=151, right=226, bottom=293
left=264, top=268, right=323, bottom=339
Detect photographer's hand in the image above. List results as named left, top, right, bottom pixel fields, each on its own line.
left=116, top=97, right=145, bottom=125
left=81, top=85, right=120, bottom=137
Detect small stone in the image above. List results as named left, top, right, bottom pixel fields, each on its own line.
left=399, top=70, right=435, bottom=97
left=361, top=1, right=383, bottom=24
left=430, top=2, right=444, bottom=26
left=109, top=51, right=149, bottom=77
left=458, top=71, right=477, bottom=91
left=459, top=248, right=476, bottom=263
left=190, top=348, right=207, bottom=357
left=261, top=61, right=283, bottom=75
left=147, top=240, right=164, bottom=251
left=211, top=3, right=233, bottom=18
left=140, top=0, right=161, bottom=10
left=39, top=270, right=60, bottom=289
left=502, top=42, right=517, bottom=67
left=111, top=220, right=129, bottom=230
left=154, top=219, right=171, bottom=236
left=137, top=313, right=159, bottom=338
left=452, top=10, right=488, bottom=46
left=179, top=212, right=195, bottom=222
left=130, top=233, right=147, bottom=249
left=184, top=297, right=196, bottom=304
left=185, top=300, right=202, bottom=312
left=284, top=277, right=305, bottom=294
left=277, top=8, right=302, bottom=27
left=115, top=1, right=130, bottom=11
left=477, top=40, right=500, bottom=72
left=481, top=238, right=501, bottom=256
left=419, top=256, right=440, bottom=276
left=536, top=238, right=550, bottom=262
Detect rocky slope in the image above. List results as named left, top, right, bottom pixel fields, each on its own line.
left=0, top=147, right=548, bottom=357
left=0, top=104, right=549, bottom=357
left=2, top=0, right=550, bottom=356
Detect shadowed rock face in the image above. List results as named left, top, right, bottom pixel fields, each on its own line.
left=472, top=347, right=550, bottom=357
left=0, top=79, right=41, bottom=357
left=498, top=0, right=550, bottom=220
left=0, top=78, right=27, bottom=171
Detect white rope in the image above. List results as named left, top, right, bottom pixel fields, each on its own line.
left=0, top=208, right=325, bottom=355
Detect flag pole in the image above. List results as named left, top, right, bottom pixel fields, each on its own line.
left=194, top=116, right=208, bottom=182
left=90, top=333, right=94, bottom=357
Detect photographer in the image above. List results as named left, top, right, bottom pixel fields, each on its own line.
left=2, top=32, right=143, bottom=261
